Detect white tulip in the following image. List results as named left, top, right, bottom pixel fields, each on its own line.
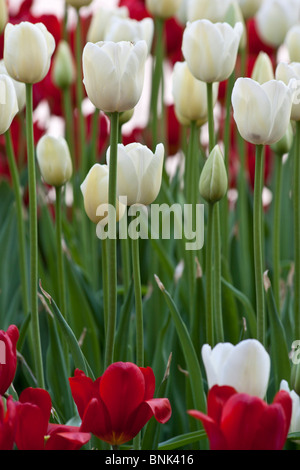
left=81, top=164, right=126, bottom=225
left=0, top=60, right=25, bottom=111
left=4, top=22, right=55, bottom=84
left=238, top=0, right=264, bottom=19
left=285, top=25, right=300, bottom=63
left=187, top=0, right=235, bottom=23
left=280, top=380, right=300, bottom=435
left=52, top=40, right=76, bottom=90
left=255, top=0, right=300, bottom=48
left=0, top=74, right=18, bottom=135
left=276, top=62, right=300, bottom=121
left=202, top=339, right=271, bottom=398
left=36, top=135, right=73, bottom=188
left=146, top=0, right=182, bottom=19
left=172, top=61, right=219, bottom=126
left=251, top=51, right=275, bottom=84
left=104, top=16, right=154, bottom=54
left=107, top=143, right=164, bottom=206
left=82, top=40, right=148, bottom=113
left=199, top=145, right=228, bottom=204
left=182, top=19, right=243, bottom=83
left=231, top=77, right=294, bottom=145
left=87, top=7, right=129, bottom=44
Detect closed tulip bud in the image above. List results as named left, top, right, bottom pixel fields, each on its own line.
left=172, top=61, right=219, bottom=127
left=105, top=17, right=154, bottom=54
left=119, top=108, right=134, bottom=125
left=4, top=22, right=55, bottom=84
left=52, top=40, right=75, bottom=90
left=285, top=25, right=300, bottom=63
left=81, top=164, right=126, bottom=225
left=231, top=77, right=294, bottom=145
left=0, top=60, right=25, bottom=112
left=202, top=339, right=271, bottom=398
left=146, top=0, right=182, bottom=19
left=251, top=52, right=274, bottom=84
left=238, top=0, right=264, bottom=19
left=182, top=19, right=243, bottom=83
left=87, top=6, right=129, bottom=44
left=0, top=74, right=19, bottom=135
left=108, top=142, right=164, bottom=206
left=199, top=145, right=228, bottom=204
left=65, top=0, right=92, bottom=8
left=255, top=0, right=300, bottom=48
left=187, top=0, right=234, bottom=23
left=0, top=325, right=19, bottom=396
left=225, top=2, right=247, bottom=52
left=36, top=135, right=73, bottom=187
left=82, top=40, right=148, bottom=113
left=0, top=0, right=8, bottom=35
left=271, top=122, right=293, bottom=156
left=276, top=62, right=300, bottom=121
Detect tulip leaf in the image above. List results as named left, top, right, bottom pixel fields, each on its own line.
left=158, top=429, right=207, bottom=450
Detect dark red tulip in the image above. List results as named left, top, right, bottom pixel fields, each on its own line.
left=69, top=362, right=172, bottom=446
left=0, top=396, right=17, bottom=450
left=0, top=325, right=19, bottom=396
left=188, top=385, right=292, bottom=450
left=15, top=387, right=91, bottom=450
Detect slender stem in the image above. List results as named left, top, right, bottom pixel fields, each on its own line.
left=55, top=186, right=67, bottom=319
left=104, top=112, right=119, bottom=368
left=206, top=82, right=215, bottom=152
left=294, top=121, right=300, bottom=338
left=132, top=234, right=144, bottom=367
left=62, top=87, right=75, bottom=169
left=206, top=203, right=214, bottom=346
left=101, top=238, right=109, bottom=335
left=150, top=17, right=164, bottom=149
left=253, top=144, right=265, bottom=345
left=214, top=202, right=223, bottom=342
left=75, top=7, right=86, bottom=177
left=26, top=83, right=45, bottom=388
left=272, top=152, right=283, bottom=313
left=5, top=129, right=29, bottom=317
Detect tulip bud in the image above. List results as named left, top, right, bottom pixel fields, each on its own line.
left=81, top=164, right=126, bottom=225
left=182, top=19, right=243, bottom=83
left=187, top=0, right=234, bottom=23
left=87, top=6, right=129, bottom=44
left=270, top=122, right=293, bottom=156
left=36, top=135, right=73, bottom=187
left=52, top=40, right=76, bottom=90
left=119, top=108, right=134, bottom=126
left=4, top=22, right=55, bottom=84
left=225, top=2, right=247, bottom=51
left=82, top=40, right=148, bottom=113
left=255, top=0, right=300, bottom=48
left=104, top=16, right=154, bottom=54
left=199, top=145, right=228, bottom=204
left=276, top=62, right=300, bottom=121
left=231, top=77, right=294, bottom=145
left=0, top=325, right=19, bottom=395
left=172, top=61, right=219, bottom=127
left=146, top=0, right=182, bottom=19
left=108, top=142, right=164, bottom=206
left=65, top=0, right=92, bottom=8
left=202, top=339, right=271, bottom=398
left=238, top=0, right=264, bottom=19
left=285, top=25, right=300, bottom=63
left=251, top=51, right=274, bottom=84
left=0, top=74, right=19, bottom=135
left=0, top=0, right=8, bottom=35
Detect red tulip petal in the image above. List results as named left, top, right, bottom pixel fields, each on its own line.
left=188, top=410, right=228, bottom=450
left=144, top=398, right=172, bottom=424
left=0, top=396, right=17, bottom=450
left=80, top=397, right=112, bottom=442
left=45, top=423, right=91, bottom=450
left=99, top=362, right=146, bottom=431
left=19, top=388, right=52, bottom=424
left=15, top=403, right=47, bottom=450
left=220, top=393, right=266, bottom=450
left=273, top=390, right=292, bottom=439
left=207, top=385, right=237, bottom=424
left=69, top=369, right=101, bottom=419
left=140, top=366, right=156, bottom=400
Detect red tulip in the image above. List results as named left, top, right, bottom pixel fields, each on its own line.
left=0, top=396, right=17, bottom=450
left=188, top=385, right=292, bottom=450
left=0, top=325, right=19, bottom=396
left=69, top=362, right=172, bottom=446
left=15, top=387, right=91, bottom=450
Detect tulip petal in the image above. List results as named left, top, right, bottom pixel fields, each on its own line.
left=69, top=369, right=101, bottom=419
left=201, top=343, right=235, bottom=389
left=206, top=385, right=237, bottom=424
left=188, top=409, right=228, bottom=450
left=45, top=423, right=91, bottom=450
left=19, top=388, right=52, bottom=425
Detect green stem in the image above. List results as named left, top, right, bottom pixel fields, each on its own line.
left=206, top=203, right=214, bottom=346
left=214, top=202, right=223, bottom=342
left=294, top=121, right=300, bottom=338
left=104, top=112, right=120, bottom=368
left=132, top=235, right=144, bottom=367
left=55, top=186, right=67, bottom=319
left=102, top=237, right=109, bottom=335
left=272, top=152, right=283, bottom=313
left=150, top=17, right=164, bottom=149
left=26, top=83, right=45, bottom=388
left=253, top=144, right=265, bottom=345
left=5, top=129, right=29, bottom=317
left=75, top=8, right=86, bottom=176
left=206, top=82, right=215, bottom=152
